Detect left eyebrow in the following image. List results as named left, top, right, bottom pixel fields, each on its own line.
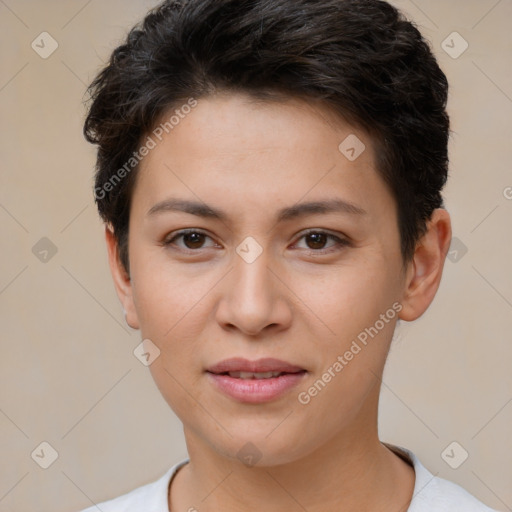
left=146, top=197, right=367, bottom=222
left=276, top=198, right=367, bottom=222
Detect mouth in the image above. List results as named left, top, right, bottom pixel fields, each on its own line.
left=213, top=370, right=305, bottom=379
left=206, top=358, right=307, bottom=403
left=206, top=357, right=306, bottom=375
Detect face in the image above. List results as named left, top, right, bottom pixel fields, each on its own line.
left=107, top=92, right=444, bottom=466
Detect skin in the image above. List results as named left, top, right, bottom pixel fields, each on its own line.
left=105, top=91, right=452, bottom=512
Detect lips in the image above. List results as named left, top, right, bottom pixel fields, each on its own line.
left=206, top=358, right=307, bottom=403
left=206, top=357, right=305, bottom=376
left=224, top=370, right=286, bottom=379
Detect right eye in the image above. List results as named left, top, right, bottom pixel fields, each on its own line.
left=162, top=229, right=219, bottom=252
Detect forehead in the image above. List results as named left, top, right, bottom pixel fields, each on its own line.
left=152, top=92, right=362, bottom=157
left=131, top=92, right=394, bottom=226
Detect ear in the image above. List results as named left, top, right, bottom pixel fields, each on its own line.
left=104, top=225, right=140, bottom=330
left=399, top=208, right=452, bottom=322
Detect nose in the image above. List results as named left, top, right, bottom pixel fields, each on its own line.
left=215, top=246, right=292, bottom=337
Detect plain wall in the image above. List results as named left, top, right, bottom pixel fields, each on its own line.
left=0, top=1, right=510, bottom=511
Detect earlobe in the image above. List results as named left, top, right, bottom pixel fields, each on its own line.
left=104, top=225, right=140, bottom=330
left=398, top=209, right=452, bottom=322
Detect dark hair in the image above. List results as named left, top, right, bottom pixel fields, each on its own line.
left=83, top=0, right=449, bottom=275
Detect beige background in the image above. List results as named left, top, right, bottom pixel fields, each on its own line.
left=0, top=1, right=511, bottom=511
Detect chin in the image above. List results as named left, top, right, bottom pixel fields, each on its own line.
left=203, top=424, right=318, bottom=468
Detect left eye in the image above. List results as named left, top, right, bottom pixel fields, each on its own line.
left=294, top=231, right=348, bottom=252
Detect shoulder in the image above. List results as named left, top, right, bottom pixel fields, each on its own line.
left=412, top=473, right=498, bottom=512
left=77, top=460, right=189, bottom=512
left=383, top=443, right=498, bottom=512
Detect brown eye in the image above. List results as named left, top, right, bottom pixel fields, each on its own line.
left=163, top=230, right=216, bottom=251
left=305, top=232, right=329, bottom=250
left=294, top=230, right=350, bottom=254
left=182, top=232, right=206, bottom=249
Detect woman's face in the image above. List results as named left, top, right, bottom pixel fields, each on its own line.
left=115, top=92, right=410, bottom=465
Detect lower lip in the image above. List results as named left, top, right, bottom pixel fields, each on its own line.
left=206, top=371, right=307, bottom=403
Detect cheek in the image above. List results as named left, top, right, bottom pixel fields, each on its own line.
left=129, top=253, right=218, bottom=385
left=129, top=248, right=211, bottom=336
left=290, top=258, right=400, bottom=412
left=291, top=260, right=398, bottom=342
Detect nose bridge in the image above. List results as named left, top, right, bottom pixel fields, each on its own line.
left=233, top=239, right=275, bottom=307
left=216, top=237, right=289, bottom=334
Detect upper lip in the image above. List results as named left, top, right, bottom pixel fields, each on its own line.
left=206, top=357, right=305, bottom=374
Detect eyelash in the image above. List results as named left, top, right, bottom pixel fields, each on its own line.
left=161, top=228, right=351, bottom=255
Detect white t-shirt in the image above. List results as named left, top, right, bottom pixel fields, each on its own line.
left=79, top=443, right=498, bottom=511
